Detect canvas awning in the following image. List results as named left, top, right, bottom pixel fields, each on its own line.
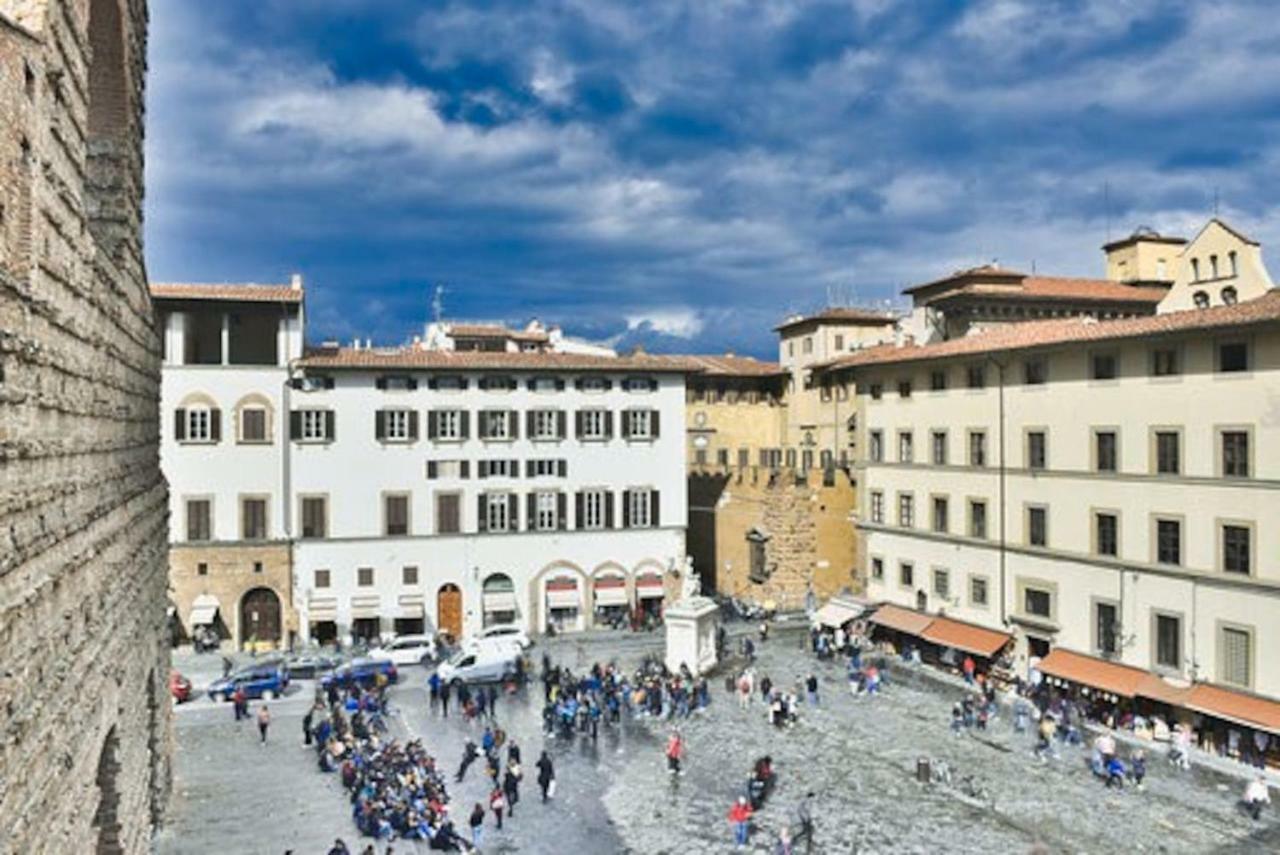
left=308, top=597, right=338, bottom=621
left=815, top=599, right=864, bottom=628
left=594, top=585, right=628, bottom=607
left=1184, top=683, right=1280, bottom=736
left=189, top=594, right=220, bottom=627
left=635, top=574, right=664, bottom=598
left=867, top=604, right=933, bottom=636
left=483, top=592, right=518, bottom=613
left=395, top=602, right=425, bottom=619
left=350, top=597, right=381, bottom=620
left=1038, top=648, right=1151, bottom=699
left=920, top=615, right=1012, bottom=658
left=546, top=586, right=581, bottom=609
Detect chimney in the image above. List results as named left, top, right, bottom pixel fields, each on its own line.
left=290, top=273, right=304, bottom=291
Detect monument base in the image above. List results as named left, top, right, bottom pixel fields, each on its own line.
left=664, top=596, right=720, bottom=676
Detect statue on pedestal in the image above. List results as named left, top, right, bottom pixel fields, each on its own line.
left=679, top=555, right=701, bottom=601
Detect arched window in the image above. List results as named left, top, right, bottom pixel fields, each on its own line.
left=1193, top=290, right=1210, bottom=309
left=1221, top=286, right=1238, bottom=306
left=1191, top=258, right=1201, bottom=282
left=234, top=393, right=274, bottom=444
left=1228, top=251, right=1238, bottom=277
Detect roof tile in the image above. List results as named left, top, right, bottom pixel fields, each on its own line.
left=150, top=283, right=303, bottom=303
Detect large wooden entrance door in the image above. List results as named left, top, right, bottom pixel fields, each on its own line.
left=240, top=587, right=282, bottom=646
left=437, top=584, right=462, bottom=641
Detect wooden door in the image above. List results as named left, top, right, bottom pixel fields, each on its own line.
left=437, top=585, right=462, bottom=641
left=241, top=587, right=282, bottom=645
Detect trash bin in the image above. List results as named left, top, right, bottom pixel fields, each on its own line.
left=916, top=756, right=931, bottom=783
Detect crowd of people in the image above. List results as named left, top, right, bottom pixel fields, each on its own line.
left=539, top=654, right=712, bottom=737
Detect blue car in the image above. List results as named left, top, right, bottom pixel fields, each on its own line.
left=208, top=662, right=290, bottom=702
left=320, top=657, right=398, bottom=691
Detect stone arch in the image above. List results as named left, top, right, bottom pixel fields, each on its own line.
left=480, top=573, right=519, bottom=629
left=93, top=725, right=122, bottom=854
left=632, top=559, right=668, bottom=619
left=86, top=0, right=136, bottom=259
left=233, top=392, right=275, bottom=442
left=590, top=562, right=630, bottom=628
left=177, top=391, right=218, bottom=409
left=529, top=561, right=589, bottom=634
left=239, top=586, right=283, bottom=649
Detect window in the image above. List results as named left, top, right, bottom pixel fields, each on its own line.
left=1027, top=431, right=1046, bottom=470
left=869, top=491, right=884, bottom=524
left=186, top=499, right=211, bottom=541
left=530, top=409, right=563, bottom=440
left=579, top=376, right=610, bottom=393
left=1095, top=431, right=1117, bottom=472
left=578, top=409, right=610, bottom=440
left=1095, top=602, right=1118, bottom=656
left=869, top=383, right=883, bottom=400
left=1155, top=613, right=1181, bottom=669
left=1228, top=251, right=1238, bottom=277
left=931, top=431, right=948, bottom=465
left=624, top=409, right=654, bottom=439
left=297, top=409, right=333, bottom=442
left=932, top=568, right=950, bottom=599
left=1221, top=431, right=1249, bottom=477
left=1220, top=627, right=1251, bottom=687
left=1193, top=290, right=1209, bottom=309
left=435, top=493, right=460, bottom=534
left=431, top=409, right=465, bottom=441
left=1027, top=506, right=1047, bottom=547
left=580, top=489, right=609, bottom=530
left=403, top=566, right=419, bottom=585
left=917, top=497, right=940, bottom=537
left=241, top=498, right=267, bottom=540
left=479, top=459, right=518, bottom=478
left=426, top=460, right=469, bottom=480
left=183, top=407, right=213, bottom=442
left=622, top=376, right=655, bottom=393
left=1222, top=525, right=1251, bottom=575
left=531, top=376, right=565, bottom=393
left=738, top=448, right=749, bottom=468
left=479, top=410, right=513, bottom=440
left=301, top=497, right=327, bottom=538
left=1154, top=431, right=1179, bottom=475
left=930, top=370, right=947, bottom=391
left=1210, top=254, right=1219, bottom=279
left=529, top=458, right=564, bottom=478
left=384, top=494, right=409, bottom=536
left=969, top=576, right=988, bottom=607
left=1221, top=286, right=1238, bottom=305
left=868, top=430, right=883, bottom=463
left=969, top=500, right=987, bottom=539
left=966, top=364, right=985, bottom=389
left=240, top=407, right=268, bottom=442
left=1156, top=518, right=1181, bottom=565
left=1218, top=342, right=1248, bottom=373
left=379, top=409, right=413, bottom=442
left=625, top=488, right=655, bottom=528
left=899, top=561, right=914, bottom=588
left=314, top=569, right=331, bottom=589
left=1095, top=512, right=1118, bottom=557
left=484, top=493, right=511, bottom=532
left=1191, top=258, right=1201, bottom=281
left=834, top=334, right=844, bottom=351
left=1090, top=352, right=1118, bottom=380
left=897, top=380, right=912, bottom=398
left=534, top=491, right=559, bottom=531
left=1023, top=358, right=1047, bottom=385
left=968, top=431, right=986, bottom=467
left=197, top=562, right=208, bottom=577
left=897, top=431, right=914, bottom=463
left=896, top=493, right=914, bottom=528
left=358, top=567, right=374, bottom=587
left=480, top=375, right=516, bottom=392
left=1023, top=587, right=1051, bottom=618
left=803, top=336, right=813, bottom=354
left=787, top=341, right=794, bottom=358
left=716, top=449, right=729, bottom=467
left=1151, top=348, right=1179, bottom=377
left=253, top=561, right=263, bottom=574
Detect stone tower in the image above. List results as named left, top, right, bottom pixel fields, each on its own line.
left=0, top=1, right=170, bottom=853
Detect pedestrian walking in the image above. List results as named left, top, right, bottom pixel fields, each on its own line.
left=468, top=803, right=485, bottom=848
left=775, top=826, right=793, bottom=855
left=728, top=795, right=754, bottom=849
left=303, top=702, right=317, bottom=746
left=792, top=791, right=815, bottom=853
left=508, top=738, right=522, bottom=767
left=536, top=750, right=555, bottom=802
left=962, top=655, right=976, bottom=685
left=805, top=674, right=819, bottom=707
left=503, top=760, right=521, bottom=817
left=665, top=728, right=686, bottom=775
left=456, top=739, right=479, bottom=782
left=1130, top=750, right=1147, bottom=790
left=232, top=685, right=247, bottom=721
left=256, top=705, right=271, bottom=743
left=440, top=680, right=451, bottom=718
left=428, top=671, right=441, bottom=712
left=489, top=785, right=506, bottom=829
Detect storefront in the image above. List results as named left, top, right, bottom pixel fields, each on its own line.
left=481, top=574, right=519, bottom=628
left=350, top=595, right=382, bottom=643
left=544, top=574, right=583, bottom=633
left=635, top=571, right=665, bottom=620
left=592, top=570, right=629, bottom=628
left=394, top=595, right=426, bottom=636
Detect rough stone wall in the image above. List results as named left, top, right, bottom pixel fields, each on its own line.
left=690, top=467, right=858, bottom=609
left=0, top=2, right=169, bottom=853
left=169, top=542, right=296, bottom=649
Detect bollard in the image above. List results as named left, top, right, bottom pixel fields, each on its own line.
left=916, top=756, right=931, bottom=783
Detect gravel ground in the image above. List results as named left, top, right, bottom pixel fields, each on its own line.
left=154, top=628, right=1277, bottom=854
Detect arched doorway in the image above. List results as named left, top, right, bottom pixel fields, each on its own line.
left=240, top=587, right=282, bottom=648
left=635, top=569, right=665, bottom=622
left=437, top=584, right=462, bottom=642
left=481, top=574, right=518, bottom=628
left=543, top=572, right=583, bottom=634
left=93, top=726, right=121, bottom=854
left=592, top=567, right=628, bottom=629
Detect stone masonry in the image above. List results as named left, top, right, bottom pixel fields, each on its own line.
left=0, top=2, right=169, bottom=853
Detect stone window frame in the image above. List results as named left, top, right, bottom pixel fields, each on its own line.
left=868, top=490, right=884, bottom=524
left=314, top=569, right=331, bottom=589
left=1216, top=620, right=1255, bottom=690
left=234, top=393, right=274, bottom=445
left=184, top=494, right=215, bottom=542
left=1024, top=502, right=1049, bottom=548
left=1088, top=349, right=1121, bottom=382
left=1015, top=576, right=1058, bottom=624
left=967, top=496, right=988, bottom=540
left=1150, top=608, right=1185, bottom=674
left=898, top=560, right=914, bottom=590
left=1216, top=517, right=1255, bottom=577
left=1091, top=507, right=1121, bottom=558
left=930, top=493, right=949, bottom=535
left=868, top=429, right=884, bottom=463
left=1023, top=426, right=1048, bottom=470
left=869, top=555, right=885, bottom=583
left=357, top=567, right=375, bottom=587
left=1215, top=424, right=1253, bottom=479
left=1090, top=596, right=1121, bottom=657
left=896, top=491, right=914, bottom=528
left=1148, top=425, right=1183, bottom=476
left=382, top=491, right=412, bottom=537
left=968, top=574, right=990, bottom=609
left=402, top=566, right=419, bottom=586
left=966, top=429, right=987, bottom=468
left=177, top=391, right=219, bottom=445
left=434, top=491, right=462, bottom=535
left=896, top=429, right=914, bottom=463
left=297, top=493, right=330, bottom=540
left=1091, top=426, right=1120, bottom=473
left=929, top=428, right=948, bottom=465
left=1150, top=513, right=1185, bottom=567
left=239, top=493, right=270, bottom=541
left=931, top=566, right=951, bottom=601
left=1148, top=344, right=1183, bottom=380
left=1214, top=337, right=1252, bottom=374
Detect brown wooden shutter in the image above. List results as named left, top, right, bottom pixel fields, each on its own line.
left=408, top=411, right=419, bottom=440
left=620, top=410, right=631, bottom=439
left=289, top=411, right=302, bottom=440
left=174, top=409, right=186, bottom=441
left=509, top=410, right=519, bottom=439
left=650, top=490, right=660, bottom=527
left=477, top=495, right=487, bottom=532
left=375, top=410, right=387, bottom=440
left=605, top=491, right=615, bottom=528
left=526, top=410, right=536, bottom=439
left=508, top=493, right=519, bottom=530
left=604, top=411, right=614, bottom=439
left=460, top=460, right=470, bottom=479
left=427, top=411, right=438, bottom=440
left=478, top=461, right=489, bottom=479
left=426, top=461, right=438, bottom=479
left=460, top=411, right=470, bottom=439
left=510, top=458, right=518, bottom=477
left=525, top=460, right=535, bottom=478
left=557, top=459, right=567, bottom=478
left=477, top=411, right=489, bottom=440
left=650, top=410, right=660, bottom=438
left=324, top=410, right=336, bottom=440
left=622, top=490, right=632, bottom=528
left=557, top=492, right=567, bottom=530
left=575, top=492, right=584, bottom=529
left=574, top=411, right=584, bottom=439
left=527, top=493, right=537, bottom=530
left=556, top=411, right=567, bottom=438
left=209, top=409, right=221, bottom=442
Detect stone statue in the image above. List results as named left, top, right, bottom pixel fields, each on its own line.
left=680, top=555, right=701, bottom=600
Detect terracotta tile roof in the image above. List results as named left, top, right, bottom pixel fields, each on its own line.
left=963, top=276, right=1166, bottom=304
left=868, top=603, right=934, bottom=636
left=678, top=354, right=786, bottom=377
left=919, top=615, right=1012, bottom=658
left=904, top=264, right=1026, bottom=295
left=150, top=283, right=303, bottom=303
left=1185, top=683, right=1280, bottom=734
left=822, top=289, right=1280, bottom=372
left=298, top=347, right=701, bottom=373
left=449, top=323, right=549, bottom=342
left=774, top=307, right=899, bottom=332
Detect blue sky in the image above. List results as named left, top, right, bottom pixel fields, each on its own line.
left=144, top=0, right=1280, bottom=358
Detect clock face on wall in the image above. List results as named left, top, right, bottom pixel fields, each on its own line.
left=694, top=411, right=707, bottom=427
left=693, top=435, right=709, bottom=449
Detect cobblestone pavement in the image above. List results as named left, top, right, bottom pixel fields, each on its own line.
left=156, top=629, right=1277, bottom=854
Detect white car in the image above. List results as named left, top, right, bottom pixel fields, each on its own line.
left=436, top=643, right=522, bottom=686
left=371, top=634, right=438, bottom=667
left=464, top=624, right=533, bottom=651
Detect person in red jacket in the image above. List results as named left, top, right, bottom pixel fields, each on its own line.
left=665, top=728, right=685, bottom=775
left=962, top=655, right=976, bottom=686
left=728, top=796, right=753, bottom=848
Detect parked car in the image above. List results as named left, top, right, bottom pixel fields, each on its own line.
left=370, top=634, right=438, bottom=667
left=207, top=662, right=289, bottom=702
left=169, top=669, right=192, bottom=704
left=465, top=624, right=533, bottom=651
left=436, top=643, right=522, bottom=686
left=320, top=657, right=399, bottom=691
left=285, top=651, right=341, bottom=680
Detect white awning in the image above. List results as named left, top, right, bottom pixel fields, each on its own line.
left=350, top=597, right=382, bottom=620
left=635, top=577, right=665, bottom=599
left=816, top=599, right=865, bottom=628
left=189, top=604, right=219, bottom=626
left=546, top=588, right=581, bottom=609
left=483, top=592, right=518, bottom=613
left=309, top=597, right=338, bottom=621
left=396, top=602, right=425, bottom=619
left=594, top=587, right=628, bottom=607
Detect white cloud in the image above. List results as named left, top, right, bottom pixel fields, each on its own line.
left=625, top=308, right=704, bottom=339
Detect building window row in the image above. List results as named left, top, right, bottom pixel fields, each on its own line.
left=272, top=407, right=661, bottom=445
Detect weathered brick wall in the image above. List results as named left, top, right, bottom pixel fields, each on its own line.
left=0, top=1, right=169, bottom=853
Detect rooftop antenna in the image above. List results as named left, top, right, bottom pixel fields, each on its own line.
left=431, top=283, right=445, bottom=323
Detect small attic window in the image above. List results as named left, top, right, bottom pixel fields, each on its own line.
left=1228, top=251, right=1238, bottom=277
left=1221, top=286, right=1238, bottom=306
left=1193, top=290, right=1210, bottom=309
left=1191, top=259, right=1201, bottom=282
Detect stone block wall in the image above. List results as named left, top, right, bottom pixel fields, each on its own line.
left=0, top=2, right=169, bottom=853
left=169, top=542, right=296, bottom=650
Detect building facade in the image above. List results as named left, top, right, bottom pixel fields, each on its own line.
left=829, top=265, right=1280, bottom=708
left=1, top=1, right=170, bottom=852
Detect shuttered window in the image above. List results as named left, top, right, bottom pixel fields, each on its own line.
left=1221, top=627, right=1251, bottom=687
left=186, top=499, right=212, bottom=541
left=300, top=497, right=327, bottom=538
left=384, top=494, right=410, bottom=536
left=241, top=498, right=268, bottom=540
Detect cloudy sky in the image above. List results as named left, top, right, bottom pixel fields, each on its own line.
left=144, top=0, right=1280, bottom=357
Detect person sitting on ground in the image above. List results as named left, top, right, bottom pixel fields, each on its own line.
left=1244, top=775, right=1271, bottom=821
left=1105, top=755, right=1127, bottom=789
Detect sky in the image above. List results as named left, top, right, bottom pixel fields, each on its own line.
left=144, top=0, right=1280, bottom=358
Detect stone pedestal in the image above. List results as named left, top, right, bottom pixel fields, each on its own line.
left=664, top=596, right=720, bottom=675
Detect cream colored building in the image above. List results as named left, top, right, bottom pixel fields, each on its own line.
left=828, top=284, right=1280, bottom=717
